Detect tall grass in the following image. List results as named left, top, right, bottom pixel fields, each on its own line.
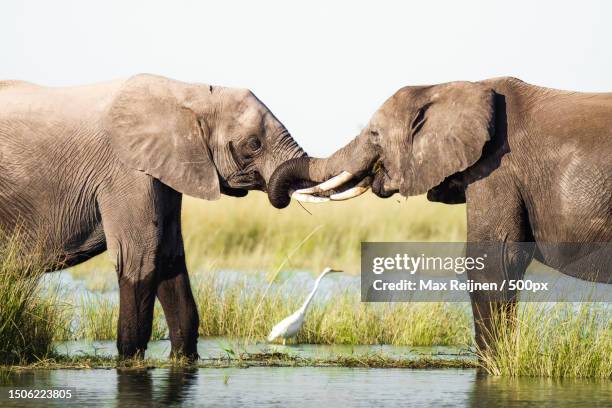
left=0, top=231, right=66, bottom=364
left=195, top=272, right=472, bottom=346
left=478, top=302, right=611, bottom=378
left=75, top=295, right=167, bottom=341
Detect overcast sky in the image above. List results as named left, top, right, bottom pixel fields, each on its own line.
left=2, top=1, right=610, bottom=156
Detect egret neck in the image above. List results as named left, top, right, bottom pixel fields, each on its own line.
left=298, top=267, right=341, bottom=314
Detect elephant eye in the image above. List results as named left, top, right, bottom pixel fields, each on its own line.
left=369, top=129, right=381, bottom=144
left=246, top=135, right=262, bottom=152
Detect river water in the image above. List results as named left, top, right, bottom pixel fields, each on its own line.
left=1, top=338, right=610, bottom=407
left=2, top=366, right=610, bottom=407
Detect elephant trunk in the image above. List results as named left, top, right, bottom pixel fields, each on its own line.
left=267, top=134, right=378, bottom=209
left=267, top=157, right=312, bottom=208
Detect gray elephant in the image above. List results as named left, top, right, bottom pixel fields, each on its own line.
left=268, top=77, right=612, bottom=350
left=0, top=74, right=305, bottom=358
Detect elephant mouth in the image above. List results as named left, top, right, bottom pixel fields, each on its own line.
left=225, top=171, right=265, bottom=192
left=299, top=161, right=396, bottom=200
left=220, top=184, right=249, bottom=197
left=370, top=164, right=397, bottom=198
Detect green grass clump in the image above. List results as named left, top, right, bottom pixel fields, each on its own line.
left=2, top=351, right=476, bottom=370
left=76, top=295, right=167, bottom=341
left=195, top=272, right=472, bottom=346
left=0, top=231, right=67, bottom=364
left=75, top=295, right=117, bottom=341
left=479, top=302, right=611, bottom=379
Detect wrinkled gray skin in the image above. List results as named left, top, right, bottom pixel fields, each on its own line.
left=269, top=77, right=612, bottom=350
left=0, top=74, right=305, bottom=358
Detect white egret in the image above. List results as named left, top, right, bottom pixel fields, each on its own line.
left=267, top=267, right=342, bottom=345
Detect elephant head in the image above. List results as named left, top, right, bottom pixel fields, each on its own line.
left=267, top=81, right=496, bottom=207
left=106, top=74, right=305, bottom=200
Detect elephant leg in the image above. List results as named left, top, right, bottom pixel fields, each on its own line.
left=468, top=293, right=521, bottom=352
left=467, top=240, right=533, bottom=351
left=149, top=194, right=199, bottom=359
left=465, top=180, right=534, bottom=352
left=104, top=227, right=159, bottom=358
left=108, top=234, right=160, bottom=358
left=117, top=270, right=157, bottom=358
left=155, top=235, right=199, bottom=359
left=157, top=259, right=199, bottom=359
left=98, top=176, right=179, bottom=358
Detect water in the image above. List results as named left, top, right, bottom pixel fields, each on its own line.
left=1, top=339, right=609, bottom=407
left=42, top=268, right=362, bottom=299
left=2, top=367, right=610, bottom=407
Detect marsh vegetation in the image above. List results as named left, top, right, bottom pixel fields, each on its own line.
left=0, top=231, right=66, bottom=364
left=0, top=194, right=610, bottom=378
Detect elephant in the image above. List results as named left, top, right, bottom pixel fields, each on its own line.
left=0, top=74, right=306, bottom=358
left=267, top=77, right=612, bottom=350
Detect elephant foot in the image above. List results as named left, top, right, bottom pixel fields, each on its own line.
left=168, top=338, right=199, bottom=362
left=169, top=349, right=199, bottom=363
left=117, top=341, right=148, bottom=360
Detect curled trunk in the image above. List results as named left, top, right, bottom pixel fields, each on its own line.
left=267, top=157, right=312, bottom=208
left=267, top=134, right=378, bottom=208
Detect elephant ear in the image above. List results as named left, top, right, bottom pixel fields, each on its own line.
left=400, top=82, right=495, bottom=197
left=106, top=74, right=220, bottom=200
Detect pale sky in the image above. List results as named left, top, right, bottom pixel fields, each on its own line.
left=2, top=0, right=610, bottom=156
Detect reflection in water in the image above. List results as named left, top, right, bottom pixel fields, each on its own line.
left=469, top=370, right=612, bottom=407
left=1, top=367, right=610, bottom=407
left=116, top=368, right=198, bottom=407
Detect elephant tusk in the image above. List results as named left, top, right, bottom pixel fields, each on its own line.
left=330, top=185, right=369, bottom=201
left=290, top=191, right=330, bottom=203
left=294, top=171, right=354, bottom=194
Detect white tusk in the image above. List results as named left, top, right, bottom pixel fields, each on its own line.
left=294, top=171, right=353, bottom=194
left=330, top=186, right=369, bottom=201
left=291, top=191, right=330, bottom=203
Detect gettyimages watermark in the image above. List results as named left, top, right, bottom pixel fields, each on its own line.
left=361, top=242, right=612, bottom=302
